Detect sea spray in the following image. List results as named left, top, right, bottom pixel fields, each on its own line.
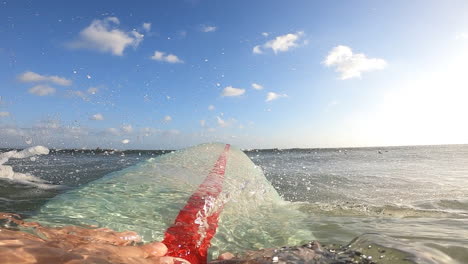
left=0, top=146, right=60, bottom=189
left=32, top=143, right=313, bottom=259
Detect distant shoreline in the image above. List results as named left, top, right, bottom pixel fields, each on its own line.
left=1, top=143, right=467, bottom=153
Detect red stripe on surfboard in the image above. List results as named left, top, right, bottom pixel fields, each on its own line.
left=162, top=144, right=231, bottom=264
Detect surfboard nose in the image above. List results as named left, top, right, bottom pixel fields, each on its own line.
left=163, top=144, right=231, bottom=264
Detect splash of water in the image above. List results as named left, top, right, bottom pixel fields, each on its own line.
left=32, top=143, right=314, bottom=260
left=0, top=146, right=60, bottom=189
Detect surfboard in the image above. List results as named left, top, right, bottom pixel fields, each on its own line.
left=33, top=143, right=313, bottom=261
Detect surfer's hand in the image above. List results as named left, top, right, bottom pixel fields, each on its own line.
left=139, top=242, right=191, bottom=264
left=218, top=252, right=235, bottom=260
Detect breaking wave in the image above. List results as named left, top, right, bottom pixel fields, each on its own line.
left=0, top=146, right=62, bottom=189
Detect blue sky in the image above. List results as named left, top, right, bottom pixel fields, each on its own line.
left=1, top=0, right=468, bottom=149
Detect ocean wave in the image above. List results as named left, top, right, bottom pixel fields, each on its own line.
left=0, top=146, right=63, bottom=189
left=294, top=201, right=468, bottom=218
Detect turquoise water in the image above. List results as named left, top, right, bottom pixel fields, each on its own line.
left=1, top=144, right=468, bottom=263
left=31, top=144, right=313, bottom=259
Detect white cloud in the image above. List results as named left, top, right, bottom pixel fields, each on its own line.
left=142, top=22, right=151, bottom=32
left=90, top=113, right=104, bottom=120
left=0, top=120, right=90, bottom=148
left=208, top=105, right=215, bottom=111
left=253, top=31, right=304, bottom=54
left=121, top=139, right=130, bottom=144
left=121, top=124, right=133, bottom=133
left=262, top=32, right=269, bottom=37
left=266, top=92, right=287, bottom=102
left=106, top=17, right=119, bottom=24
left=251, top=83, right=263, bottom=90
left=164, top=115, right=172, bottom=122
left=200, top=119, right=206, bottom=127
left=163, top=129, right=180, bottom=136
left=253, top=45, right=263, bottom=54
left=216, top=116, right=236, bottom=128
left=87, top=87, right=99, bottom=94
left=35, top=119, right=61, bottom=129
left=68, top=17, right=144, bottom=56
left=0, top=111, right=10, bottom=117
left=150, top=51, right=184, bottom=63
left=323, top=45, right=387, bottom=80
left=216, top=116, right=227, bottom=127
left=18, top=71, right=72, bottom=86
left=201, top=25, right=217, bottom=32
left=221, top=86, right=245, bottom=97
left=106, top=127, right=120, bottom=136
left=28, top=85, right=56, bottom=96
left=68, top=90, right=88, bottom=101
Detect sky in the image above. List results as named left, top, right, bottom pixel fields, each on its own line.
left=1, top=0, right=468, bottom=149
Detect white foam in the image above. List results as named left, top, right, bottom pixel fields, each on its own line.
left=0, top=146, right=60, bottom=189
left=0, top=146, right=50, bottom=164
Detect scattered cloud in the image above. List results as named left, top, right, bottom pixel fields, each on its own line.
left=253, top=31, right=304, bottom=54
left=0, top=111, right=10, bottom=117
left=262, top=32, right=269, bottom=37
left=28, top=85, right=56, bottom=96
left=90, top=113, right=104, bottom=120
left=201, top=25, right=217, bottom=32
left=251, top=83, right=264, bottom=90
left=163, top=129, right=181, bottom=136
left=87, top=87, right=99, bottom=94
left=178, top=30, right=187, bottom=38
left=121, top=124, right=133, bottom=133
left=18, top=71, right=72, bottom=86
left=0, top=122, right=263, bottom=149
left=106, top=127, right=120, bottom=136
left=142, top=22, right=151, bottom=32
left=164, top=115, right=172, bottom=122
left=150, top=51, right=184, bottom=63
left=216, top=116, right=227, bottom=127
left=68, top=90, right=88, bottom=101
left=135, top=128, right=180, bottom=138
left=323, top=45, right=387, bottom=80
left=67, top=87, right=99, bottom=101
left=208, top=105, right=215, bottom=111
left=216, top=116, right=236, bottom=128
left=200, top=119, right=206, bottom=127
left=252, top=45, right=263, bottom=54
left=266, top=92, right=287, bottom=102
left=35, top=119, right=61, bottom=129
left=0, top=121, right=87, bottom=144
left=221, top=86, right=245, bottom=97
left=68, top=17, right=144, bottom=56
left=121, top=139, right=130, bottom=144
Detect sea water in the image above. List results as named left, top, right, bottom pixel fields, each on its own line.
left=1, top=144, right=467, bottom=263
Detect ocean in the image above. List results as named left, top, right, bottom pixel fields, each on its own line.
left=1, top=144, right=467, bottom=263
